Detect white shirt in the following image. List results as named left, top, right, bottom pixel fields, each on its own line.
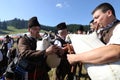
left=54, top=40, right=62, bottom=47
left=108, top=23, right=120, bottom=45
left=87, top=23, right=120, bottom=80
left=54, top=35, right=66, bottom=47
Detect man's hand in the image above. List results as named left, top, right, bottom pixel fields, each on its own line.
left=67, top=54, right=77, bottom=64
left=45, top=45, right=64, bottom=56
left=63, top=44, right=75, bottom=54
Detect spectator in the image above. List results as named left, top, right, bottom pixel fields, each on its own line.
left=54, top=22, right=74, bottom=80
left=76, top=25, right=84, bottom=34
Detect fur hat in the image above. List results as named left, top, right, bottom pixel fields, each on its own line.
left=56, top=22, right=67, bottom=30
left=28, top=16, right=41, bottom=28
left=5, top=35, right=10, bottom=38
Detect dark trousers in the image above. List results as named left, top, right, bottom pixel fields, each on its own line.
left=55, top=59, right=74, bottom=80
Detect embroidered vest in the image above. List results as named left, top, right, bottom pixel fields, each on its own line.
left=100, top=20, right=120, bottom=44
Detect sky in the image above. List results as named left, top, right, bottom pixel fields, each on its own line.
left=0, top=0, right=120, bottom=26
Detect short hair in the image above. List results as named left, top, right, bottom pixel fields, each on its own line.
left=92, top=3, right=116, bottom=17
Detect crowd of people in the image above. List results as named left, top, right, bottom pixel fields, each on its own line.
left=0, top=2, right=120, bottom=80
left=0, top=35, right=14, bottom=79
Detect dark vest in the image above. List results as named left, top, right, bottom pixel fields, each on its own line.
left=100, top=20, right=120, bottom=44
left=55, top=37, right=67, bottom=47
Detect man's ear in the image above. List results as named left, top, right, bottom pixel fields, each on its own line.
left=107, top=10, right=112, bottom=17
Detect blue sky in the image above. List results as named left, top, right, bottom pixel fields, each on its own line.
left=0, top=0, right=120, bottom=26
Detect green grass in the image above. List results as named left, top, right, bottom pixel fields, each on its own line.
left=7, top=26, right=28, bottom=34
left=0, top=26, right=27, bottom=36
left=0, top=26, right=46, bottom=36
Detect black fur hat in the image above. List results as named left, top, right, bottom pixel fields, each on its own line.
left=28, top=16, right=41, bottom=28
left=5, top=35, right=10, bottom=38
left=56, top=22, right=67, bottom=30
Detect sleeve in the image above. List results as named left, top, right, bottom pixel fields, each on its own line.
left=54, top=40, right=62, bottom=47
left=6, top=49, right=10, bottom=59
left=108, top=24, right=120, bottom=45
left=18, top=37, right=47, bottom=62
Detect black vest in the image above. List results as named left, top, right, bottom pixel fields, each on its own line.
left=55, top=37, right=67, bottom=47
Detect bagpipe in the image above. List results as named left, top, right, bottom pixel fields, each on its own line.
left=36, top=35, right=61, bottom=68
left=36, top=33, right=75, bottom=69
left=68, top=32, right=120, bottom=80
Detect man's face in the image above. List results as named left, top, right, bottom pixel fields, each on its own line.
left=93, top=9, right=110, bottom=27
left=59, top=29, right=68, bottom=38
left=28, top=26, right=40, bottom=38
left=77, top=30, right=83, bottom=34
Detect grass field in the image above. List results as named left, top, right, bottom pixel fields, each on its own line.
left=0, top=26, right=46, bottom=36
left=0, top=26, right=27, bottom=36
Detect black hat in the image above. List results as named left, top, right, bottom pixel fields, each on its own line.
left=28, top=16, right=41, bottom=28
left=5, top=35, right=10, bottom=38
left=56, top=22, right=67, bottom=30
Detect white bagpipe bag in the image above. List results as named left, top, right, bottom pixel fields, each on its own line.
left=68, top=32, right=120, bottom=80
left=36, top=37, right=61, bottom=68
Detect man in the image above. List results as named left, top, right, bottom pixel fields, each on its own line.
left=1, top=35, right=11, bottom=55
left=0, top=35, right=11, bottom=78
left=5, top=16, right=64, bottom=80
left=87, top=20, right=103, bottom=39
left=76, top=25, right=84, bottom=34
left=87, top=20, right=95, bottom=34
left=67, top=3, right=120, bottom=80
left=54, top=22, right=74, bottom=80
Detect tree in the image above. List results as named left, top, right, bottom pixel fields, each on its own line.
left=1, top=21, right=7, bottom=30
left=0, top=21, right=1, bottom=29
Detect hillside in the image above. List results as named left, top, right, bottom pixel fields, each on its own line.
left=0, top=18, right=89, bottom=36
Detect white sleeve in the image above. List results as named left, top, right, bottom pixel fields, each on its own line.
left=54, top=40, right=62, bottom=47
left=0, top=50, right=3, bottom=61
left=108, top=24, right=120, bottom=45
left=7, top=49, right=10, bottom=59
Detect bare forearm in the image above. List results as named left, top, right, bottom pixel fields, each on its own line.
left=74, top=44, right=120, bottom=64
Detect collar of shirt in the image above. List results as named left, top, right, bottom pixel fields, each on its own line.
left=102, top=19, right=118, bottom=31
left=96, top=19, right=118, bottom=38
